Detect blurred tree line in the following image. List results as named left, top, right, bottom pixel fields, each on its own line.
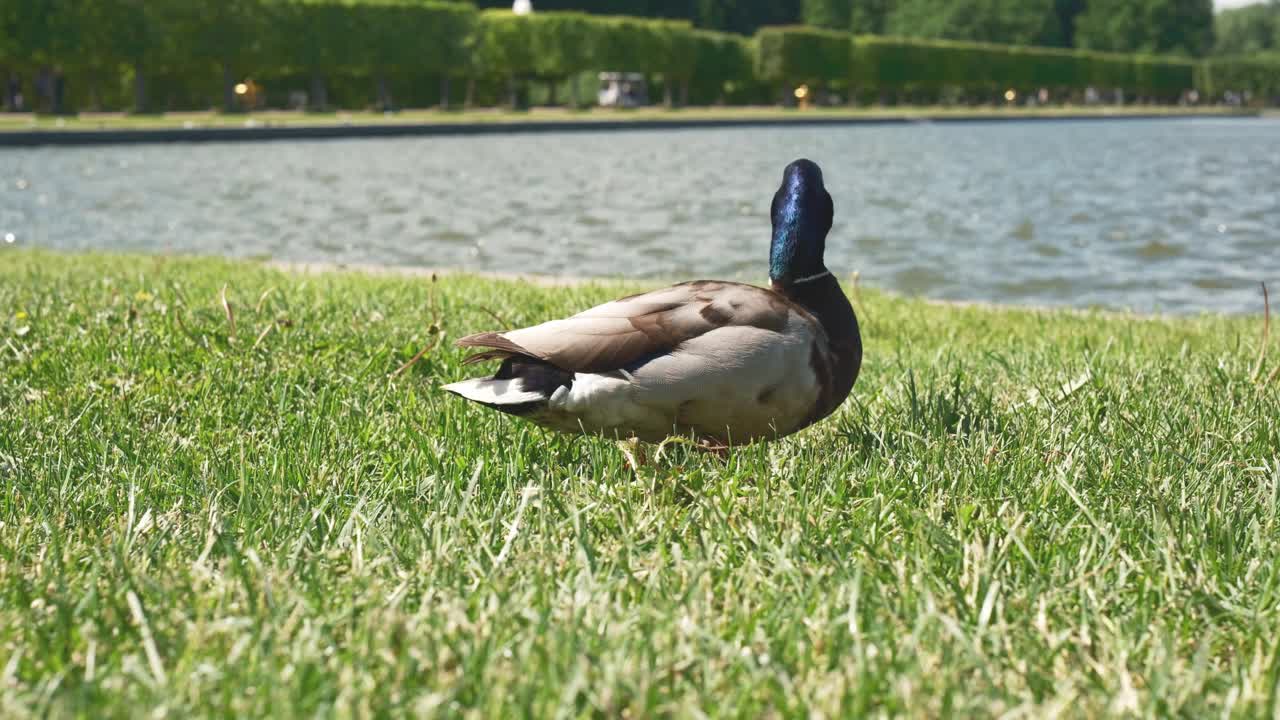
left=1214, top=0, right=1280, bottom=55
left=470, top=0, right=804, bottom=36
left=473, top=0, right=1217, bottom=56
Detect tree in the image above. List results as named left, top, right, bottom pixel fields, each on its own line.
left=754, top=25, right=849, bottom=103
left=475, top=9, right=544, bottom=109
left=173, top=0, right=265, bottom=112
left=849, top=0, right=892, bottom=34
left=650, top=21, right=699, bottom=106
left=1214, top=1, right=1278, bottom=55
left=690, top=29, right=752, bottom=103
left=428, top=3, right=477, bottom=109
left=267, top=1, right=354, bottom=111
left=7, top=0, right=84, bottom=112
left=82, top=0, right=178, bottom=112
left=360, top=2, right=428, bottom=111
left=1055, top=0, right=1086, bottom=48
left=0, top=0, right=13, bottom=109
left=694, top=0, right=802, bottom=35
left=802, top=0, right=850, bottom=30
left=883, top=0, right=1065, bottom=47
left=528, top=13, right=600, bottom=107
left=1145, top=0, right=1214, bottom=56
left=1075, top=0, right=1214, bottom=57
left=475, top=0, right=693, bottom=20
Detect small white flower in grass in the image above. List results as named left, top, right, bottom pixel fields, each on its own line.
left=866, top=643, right=879, bottom=659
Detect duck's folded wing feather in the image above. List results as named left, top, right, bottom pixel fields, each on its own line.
left=455, top=281, right=797, bottom=374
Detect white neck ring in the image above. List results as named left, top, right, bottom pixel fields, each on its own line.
left=792, top=270, right=832, bottom=285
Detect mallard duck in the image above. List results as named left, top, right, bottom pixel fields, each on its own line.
left=444, top=159, right=861, bottom=446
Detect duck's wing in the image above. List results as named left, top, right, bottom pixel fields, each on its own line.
left=456, top=281, right=803, bottom=373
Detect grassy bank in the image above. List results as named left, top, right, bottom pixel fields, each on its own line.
left=0, top=104, right=1258, bottom=133
left=2, top=250, right=1278, bottom=717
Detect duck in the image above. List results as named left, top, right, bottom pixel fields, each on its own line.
left=443, top=158, right=862, bottom=446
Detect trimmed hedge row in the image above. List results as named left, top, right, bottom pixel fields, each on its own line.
left=270, top=0, right=475, bottom=109
left=754, top=26, right=850, bottom=90
left=850, top=36, right=1197, bottom=100
left=743, top=29, right=1205, bottom=103
left=473, top=10, right=748, bottom=107
left=2, top=0, right=1275, bottom=112
left=692, top=30, right=755, bottom=103
left=1196, top=55, right=1280, bottom=100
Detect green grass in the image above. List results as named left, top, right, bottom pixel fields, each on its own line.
left=2, top=249, right=1278, bottom=717
left=0, top=104, right=1255, bottom=133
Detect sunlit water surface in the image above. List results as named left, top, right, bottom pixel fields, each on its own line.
left=3, top=118, right=1278, bottom=314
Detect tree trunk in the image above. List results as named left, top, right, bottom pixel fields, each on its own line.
left=133, top=62, right=147, bottom=113
left=663, top=78, right=673, bottom=108
left=679, top=79, right=689, bottom=108
left=52, top=70, right=65, bottom=115
left=310, top=72, right=327, bottom=112
left=376, top=74, right=392, bottom=111
left=506, top=74, right=517, bottom=110
left=222, top=64, right=236, bottom=112
left=464, top=76, right=475, bottom=109
left=439, top=75, right=450, bottom=110
left=779, top=82, right=788, bottom=108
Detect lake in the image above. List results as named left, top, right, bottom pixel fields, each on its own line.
left=2, top=118, right=1277, bottom=314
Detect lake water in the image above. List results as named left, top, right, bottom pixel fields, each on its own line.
left=2, top=118, right=1277, bottom=314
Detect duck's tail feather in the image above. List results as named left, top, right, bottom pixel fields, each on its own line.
left=444, top=356, right=574, bottom=416
left=443, top=378, right=548, bottom=407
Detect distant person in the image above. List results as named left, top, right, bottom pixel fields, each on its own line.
left=4, top=76, right=17, bottom=112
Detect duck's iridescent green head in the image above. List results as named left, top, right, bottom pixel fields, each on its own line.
left=769, top=159, right=834, bottom=287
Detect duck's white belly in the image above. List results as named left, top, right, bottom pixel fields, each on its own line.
left=529, top=319, right=822, bottom=443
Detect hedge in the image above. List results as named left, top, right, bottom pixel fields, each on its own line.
left=754, top=25, right=851, bottom=93
left=1197, top=55, right=1280, bottom=101
left=266, top=0, right=474, bottom=110
left=850, top=36, right=1197, bottom=100
left=691, top=30, right=755, bottom=104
